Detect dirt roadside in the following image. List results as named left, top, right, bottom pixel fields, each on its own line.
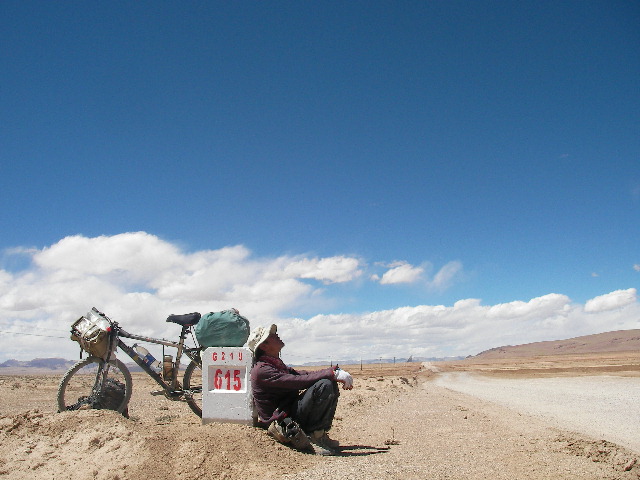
left=1, top=356, right=639, bottom=480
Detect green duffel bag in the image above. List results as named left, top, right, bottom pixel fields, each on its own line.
left=195, top=309, right=250, bottom=347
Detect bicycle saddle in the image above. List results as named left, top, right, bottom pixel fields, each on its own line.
left=166, top=312, right=201, bottom=326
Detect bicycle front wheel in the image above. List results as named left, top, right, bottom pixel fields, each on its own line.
left=57, top=356, right=132, bottom=415
left=183, top=359, right=203, bottom=417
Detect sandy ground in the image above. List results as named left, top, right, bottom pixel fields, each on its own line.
left=1, top=355, right=639, bottom=480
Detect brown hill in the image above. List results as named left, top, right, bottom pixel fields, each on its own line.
left=473, top=329, right=640, bottom=359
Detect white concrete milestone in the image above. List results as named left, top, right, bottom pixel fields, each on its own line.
left=201, top=346, right=255, bottom=425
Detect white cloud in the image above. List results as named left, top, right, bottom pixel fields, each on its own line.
left=286, top=256, right=362, bottom=284
left=1, top=233, right=639, bottom=364
left=34, top=232, right=184, bottom=284
left=584, top=288, right=637, bottom=313
left=0, top=233, right=363, bottom=356
left=428, top=260, right=463, bottom=290
left=486, top=294, right=571, bottom=319
left=281, top=292, right=640, bottom=363
left=633, top=264, right=640, bottom=272
left=374, top=260, right=463, bottom=289
left=378, top=262, right=424, bottom=285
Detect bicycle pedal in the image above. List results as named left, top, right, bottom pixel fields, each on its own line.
left=150, top=390, right=165, bottom=396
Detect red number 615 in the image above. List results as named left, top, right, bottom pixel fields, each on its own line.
left=213, top=369, right=242, bottom=391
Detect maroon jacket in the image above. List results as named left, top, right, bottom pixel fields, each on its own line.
left=251, top=355, right=335, bottom=425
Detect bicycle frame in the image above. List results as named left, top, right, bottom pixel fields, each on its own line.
left=111, top=322, right=202, bottom=397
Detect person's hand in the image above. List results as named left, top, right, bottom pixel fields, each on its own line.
left=334, top=368, right=353, bottom=390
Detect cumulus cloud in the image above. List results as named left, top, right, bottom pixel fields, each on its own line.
left=1, top=233, right=364, bottom=316
left=286, top=256, right=362, bottom=284
left=1, top=233, right=639, bottom=364
left=375, top=260, right=463, bottom=289
left=0, top=233, right=363, bottom=351
left=378, top=262, right=424, bottom=285
left=281, top=291, right=639, bottom=363
left=584, top=288, right=637, bottom=313
left=634, top=264, right=640, bottom=272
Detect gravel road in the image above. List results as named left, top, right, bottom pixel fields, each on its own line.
left=433, top=373, right=640, bottom=454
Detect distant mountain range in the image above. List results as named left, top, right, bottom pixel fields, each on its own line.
left=2, top=329, right=639, bottom=373
left=473, top=329, right=640, bottom=359
left=0, top=358, right=77, bottom=370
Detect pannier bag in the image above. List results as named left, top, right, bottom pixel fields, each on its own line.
left=195, top=309, right=250, bottom=347
left=70, top=308, right=113, bottom=359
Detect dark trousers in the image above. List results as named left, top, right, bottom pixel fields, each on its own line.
left=293, top=379, right=340, bottom=433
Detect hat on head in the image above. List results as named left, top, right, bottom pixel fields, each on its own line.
left=247, top=324, right=277, bottom=353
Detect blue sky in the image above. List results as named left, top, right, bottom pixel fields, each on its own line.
left=1, top=2, right=639, bottom=363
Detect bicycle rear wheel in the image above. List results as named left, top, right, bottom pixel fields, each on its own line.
left=57, top=356, right=132, bottom=415
left=183, top=359, right=202, bottom=417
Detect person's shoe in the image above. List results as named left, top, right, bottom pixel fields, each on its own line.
left=288, top=429, right=313, bottom=452
left=269, top=420, right=314, bottom=453
left=309, top=430, right=338, bottom=455
left=312, top=430, right=340, bottom=448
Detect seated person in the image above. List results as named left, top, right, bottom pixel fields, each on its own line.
left=248, top=324, right=353, bottom=455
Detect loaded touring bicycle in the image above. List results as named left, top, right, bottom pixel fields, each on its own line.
left=57, top=308, right=205, bottom=416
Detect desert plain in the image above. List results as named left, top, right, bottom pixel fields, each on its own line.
left=1, top=329, right=639, bottom=480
